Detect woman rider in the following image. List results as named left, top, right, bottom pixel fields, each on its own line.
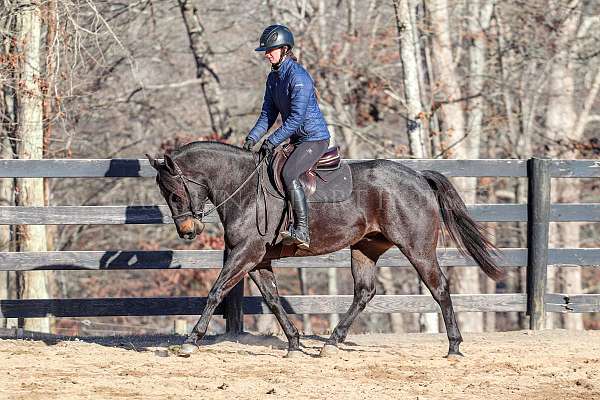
left=244, top=24, right=330, bottom=250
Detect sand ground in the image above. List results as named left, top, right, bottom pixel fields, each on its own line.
left=0, top=329, right=599, bottom=400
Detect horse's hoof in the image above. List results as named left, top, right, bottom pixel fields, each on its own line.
left=319, top=344, right=339, bottom=357
left=446, top=352, right=464, bottom=362
left=154, top=349, right=169, bottom=357
left=285, top=350, right=302, bottom=358
left=178, top=343, right=199, bottom=357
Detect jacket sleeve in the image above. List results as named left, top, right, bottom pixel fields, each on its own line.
left=247, top=79, right=278, bottom=142
left=267, top=74, right=312, bottom=147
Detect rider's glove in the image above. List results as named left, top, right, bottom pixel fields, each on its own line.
left=260, top=140, right=276, bottom=158
left=243, top=137, right=256, bottom=151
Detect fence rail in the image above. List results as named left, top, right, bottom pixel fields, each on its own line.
left=1, top=157, right=599, bottom=331
left=1, top=248, right=600, bottom=271
left=0, top=158, right=599, bottom=178
left=1, top=203, right=600, bottom=224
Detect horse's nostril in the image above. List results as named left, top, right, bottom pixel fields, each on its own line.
left=182, top=231, right=196, bottom=241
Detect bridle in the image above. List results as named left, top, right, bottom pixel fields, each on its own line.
left=166, top=154, right=269, bottom=234
left=169, top=160, right=208, bottom=222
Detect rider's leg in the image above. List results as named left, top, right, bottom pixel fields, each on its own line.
left=282, top=179, right=310, bottom=247
left=281, top=140, right=329, bottom=248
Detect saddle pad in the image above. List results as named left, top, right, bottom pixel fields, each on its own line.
left=265, top=160, right=353, bottom=203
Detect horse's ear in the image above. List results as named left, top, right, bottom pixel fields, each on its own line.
left=163, top=153, right=177, bottom=175
left=146, top=153, right=161, bottom=170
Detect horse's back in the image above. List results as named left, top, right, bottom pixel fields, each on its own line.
left=349, top=159, right=430, bottom=193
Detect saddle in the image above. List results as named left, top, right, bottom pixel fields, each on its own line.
left=258, top=143, right=352, bottom=258
left=269, top=143, right=343, bottom=198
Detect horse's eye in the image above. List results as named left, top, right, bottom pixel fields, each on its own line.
left=169, top=193, right=181, bottom=203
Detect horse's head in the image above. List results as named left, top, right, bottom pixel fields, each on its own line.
left=147, top=153, right=206, bottom=241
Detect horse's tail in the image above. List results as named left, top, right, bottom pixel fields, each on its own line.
left=421, top=170, right=505, bottom=281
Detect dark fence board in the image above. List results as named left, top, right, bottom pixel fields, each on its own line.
left=0, top=159, right=155, bottom=178
left=547, top=248, right=600, bottom=266
left=0, top=204, right=525, bottom=224
left=1, top=248, right=598, bottom=272
left=354, top=159, right=528, bottom=177
left=0, top=205, right=197, bottom=224
left=0, top=159, right=529, bottom=178
left=0, top=294, right=526, bottom=318
left=1, top=159, right=598, bottom=178
left=545, top=293, right=600, bottom=313
left=0, top=250, right=225, bottom=271
left=3, top=203, right=600, bottom=225
left=550, top=160, right=600, bottom=178
left=550, top=204, right=600, bottom=222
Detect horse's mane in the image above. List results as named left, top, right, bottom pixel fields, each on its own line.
left=173, top=141, right=247, bottom=159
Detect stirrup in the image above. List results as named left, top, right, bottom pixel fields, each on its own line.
left=281, top=226, right=310, bottom=249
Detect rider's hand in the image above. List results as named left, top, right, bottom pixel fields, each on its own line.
left=243, top=137, right=256, bottom=151
left=260, top=140, right=276, bottom=158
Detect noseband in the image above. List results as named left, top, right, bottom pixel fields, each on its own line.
left=166, top=155, right=269, bottom=232
left=169, top=161, right=208, bottom=223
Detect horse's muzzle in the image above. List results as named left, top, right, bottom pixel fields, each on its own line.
left=177, top=218, right=204, bottom=241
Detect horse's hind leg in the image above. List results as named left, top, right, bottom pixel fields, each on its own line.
left=321, top=238, right=390, bottom=356
left=401, top=245, right=463, bottom=357
left=248, top=262, right=301, bottom=357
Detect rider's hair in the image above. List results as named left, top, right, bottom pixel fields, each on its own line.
left=284, top=47, right=298, bottom=62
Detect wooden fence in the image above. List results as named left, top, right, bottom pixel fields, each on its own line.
left=0, top=157, right=599, bottom=332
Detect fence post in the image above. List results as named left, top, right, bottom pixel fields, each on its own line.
left=222, top=248, right=244, bottom=334
left=526, top=157, right=551, bottom=330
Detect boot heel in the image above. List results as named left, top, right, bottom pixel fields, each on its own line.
left=297, top=241, right=310, bottom=250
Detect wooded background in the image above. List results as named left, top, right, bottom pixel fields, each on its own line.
left=1, top=0, right=598, bottom=336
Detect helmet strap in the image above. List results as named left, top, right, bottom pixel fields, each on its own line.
left=272, top=46, right=288, bottom=70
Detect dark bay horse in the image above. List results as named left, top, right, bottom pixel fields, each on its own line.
left=147, top=141, right=503, bottom=358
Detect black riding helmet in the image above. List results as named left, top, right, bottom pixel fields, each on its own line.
left=255, top=25, right=294, bottom=52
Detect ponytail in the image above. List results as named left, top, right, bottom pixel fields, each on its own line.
left=285, top=47, right=298, bottom=62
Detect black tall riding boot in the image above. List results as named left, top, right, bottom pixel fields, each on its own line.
left=281, top=179, right=310, bottom=249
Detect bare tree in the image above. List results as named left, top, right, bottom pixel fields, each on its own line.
left=14, top=0, right=50, bottom=333
left=467, top=0, right=495, bottom=331
left=177, top=0, right=233, bottom=138
left=0, top=5, right=17, bottom=329
left=391, top=0, right=437, bottom=333
left=546, top=0, right=585, bottom=330
left=427, top=0, right=483, bottom=332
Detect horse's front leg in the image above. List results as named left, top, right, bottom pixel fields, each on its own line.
left=248, top=263, right=301, bottom=357
left=180, top=243, right=264, bottom=356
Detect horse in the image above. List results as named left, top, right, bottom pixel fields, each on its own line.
left=147, top=141, right=504, bottom=358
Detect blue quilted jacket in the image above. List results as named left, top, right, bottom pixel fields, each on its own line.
left=247, top=58, right=330, bottom=147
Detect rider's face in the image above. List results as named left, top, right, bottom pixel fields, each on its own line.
left=265, top=47, right=284, bottom=64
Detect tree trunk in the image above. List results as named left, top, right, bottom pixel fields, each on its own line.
left=394, top=0, right=427, bottom=157
left=43, top=1, right=58, bottom=325
left=177, top=0, right=232, bottom=138
left=15, top=0, right=49, bottom=333
left=0, top=96, right=14, bottom=329
left=393, top=0, right=437, bottom=333
left=468, top=0, right=495, bottom=331
left=0, top=3, right=18, bottom=330
left=297, top=268, right=313, bottom=335
left=546, top=1, right=583, bottom=331
left=428, top=0, right=483, bottom=332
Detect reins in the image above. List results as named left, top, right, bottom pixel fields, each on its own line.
left=170, top=153, right=270, bottom=235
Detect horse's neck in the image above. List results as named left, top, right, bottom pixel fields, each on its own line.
left=181, top=149, right=255, bottom=206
